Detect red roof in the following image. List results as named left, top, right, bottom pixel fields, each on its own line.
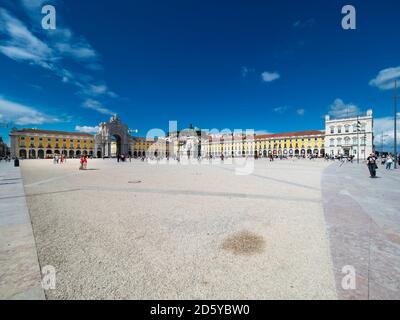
left=255, top=130, right=324, bottom=139
left=207, top=130, right=324, bottom=141
left=13, top=128, right=94, bottom=138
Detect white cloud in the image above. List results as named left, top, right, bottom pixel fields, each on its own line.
left=0, top=7, right=118, bottom=115
left=255, top=130, right=272, bottom=135
left=241, top=66, right=255, bottom=77
left=261, top=71, right=280, bottom=83
left=82, top=99, right=114, bottom=115
left=0, top=9, right=52, bottom=65
left=373, top=115, right=400, bottom=149
left=0, top=96, right=62, bottom=125
left=328, top=98, right=361, bottom=119
left=54, top=41, right=97, bottom=60
left=20, top=0, right=48, bottom=10
left=369, top=66, right=400, bottom=90
left=273, top=106, right=288, bottom=114
left=75, top=125, right=99, bottom=133
left=296, top=108, right=305, bottom=116
left=293, top=18, right=315, bottom=28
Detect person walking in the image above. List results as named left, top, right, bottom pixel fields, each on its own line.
left=79, top=155, right=84, bottom=170
left=386, top=155, right=393, bottom=170
left=83, top=155, right=88, bottom=170
left=366, top=153, right=378, bottom=178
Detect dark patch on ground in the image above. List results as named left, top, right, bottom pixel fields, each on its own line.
left=222, top=230, right=265, bottom=255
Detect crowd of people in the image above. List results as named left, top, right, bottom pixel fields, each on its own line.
left=365, top=153, right=399, bottom=178
left=52, top=154, right=67, bottom=164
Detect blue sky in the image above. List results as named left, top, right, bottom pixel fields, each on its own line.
left=0, top=0, right=399, bottom=147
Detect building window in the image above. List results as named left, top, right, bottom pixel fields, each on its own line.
left=330, top=126, right=334, bottom=134
left=345, top=125, right=350, bottom=133
left=361, top=137, right=366, bottom=146
left=338, top=126, right=342, bottom=134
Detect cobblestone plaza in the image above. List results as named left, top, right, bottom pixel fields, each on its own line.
left=1, top=158, right=399, bottom=299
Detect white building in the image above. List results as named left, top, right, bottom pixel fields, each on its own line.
left=324, top=110, right=374, bottom=159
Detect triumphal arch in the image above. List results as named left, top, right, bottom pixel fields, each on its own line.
left=94, top=114, right=130, bottom=158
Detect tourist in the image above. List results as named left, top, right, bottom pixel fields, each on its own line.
left=366, top=153, right=378, bottom=178
left=386, top=155, right=393, bottom=170
left=79, top=155, right=84, bottom=170
left=83, top=155, right=88, bottom=169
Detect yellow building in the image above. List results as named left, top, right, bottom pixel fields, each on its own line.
left=203, top=130, right=325, bottom=158
left=132, top=137, right=156, bottom=157
left=9, top=113, right=325, bottom=160
left=9, top=128, right=95, bottom=159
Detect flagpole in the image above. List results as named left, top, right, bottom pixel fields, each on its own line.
left=357, top=115, right=360, bottom=164
left=395, top=80, right=398, bottom=169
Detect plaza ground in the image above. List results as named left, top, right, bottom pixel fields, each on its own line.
left=1, top=158, right=399, bottom=299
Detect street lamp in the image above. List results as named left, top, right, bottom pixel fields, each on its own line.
left=380, top=132, right=389, bottom=154
left=394, top=80, right=398, bottom=169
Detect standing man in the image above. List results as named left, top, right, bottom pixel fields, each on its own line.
left=366, top=153, right=378, bottom=178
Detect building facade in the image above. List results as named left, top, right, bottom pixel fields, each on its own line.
left=9, top=111, right=374, bottom=159
left=324, top=110, right=374, bottom=159
left=9, top=128, right=95, bottom=159
left=0, top=137, right=9, bottom=157
left=203, top=130, right=325, bottom=158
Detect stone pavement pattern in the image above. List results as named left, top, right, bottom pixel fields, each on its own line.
left=20, top=158, right=337, bottom=299
left=3, top=158, right=399, bottom=299
left=0, top=163, right=45, bottom=299
left=322, top=161, right=400, bottom=299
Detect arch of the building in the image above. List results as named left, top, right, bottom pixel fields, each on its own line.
left=69, top=150, right=74, bottom=158
left=19, top=149, right=27, bottom=159
left=62, top=150, right=67, bottom=156
left=111, top=134, right=122, bottom=156
left=307, top=149, right=312, bottom=155
left=54, top=150, right=60, bottom=155
left=29, top=149, right=36, bottom=159
left=295, top=149, right=300, bottom=155
left=97, top=150, right=102, bottom=158
left=38, top=149, right=44, bottom=159
left=76, top=150, right=81, bottom=157
left=46, top=149, right=52, bottom=158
